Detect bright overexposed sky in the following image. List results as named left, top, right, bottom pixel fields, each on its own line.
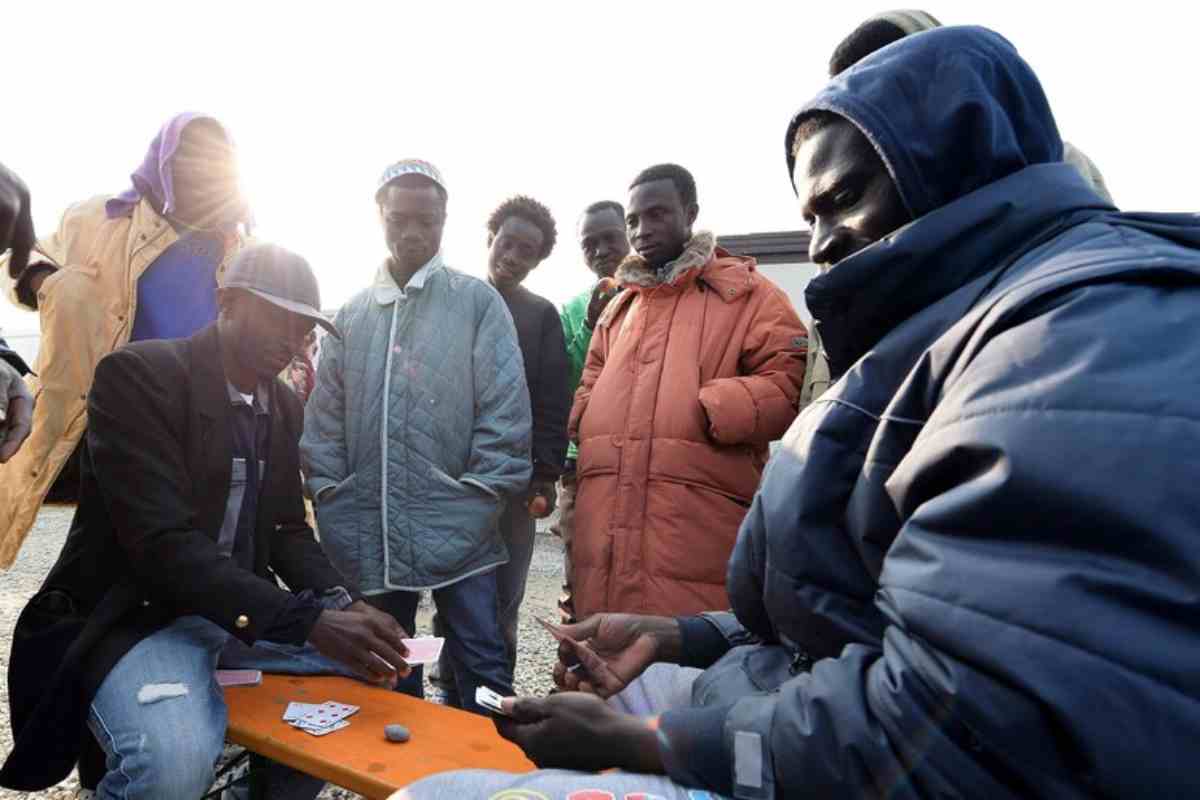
left=2, top=1, right=1196, bottom=341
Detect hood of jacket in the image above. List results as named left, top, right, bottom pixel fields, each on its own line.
left=615, top=231, right=759, bottom=304
left=616, top=231, right=717, bottom=287
left=784, top=26, right=1122, bottom=378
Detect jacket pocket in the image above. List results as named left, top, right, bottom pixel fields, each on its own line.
left=428, top=464, right=464, bottom=490
left=313, top=472, right=360, bottom=584
left=322, top=471, right=358, bottom=501
left=8, top=590, right=89, bottom=727
left=644, top=478, right=745, bottom=585
left=417, top=466, right=504, bottom=576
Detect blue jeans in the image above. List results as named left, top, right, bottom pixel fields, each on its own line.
left=368, top=569, right=512, bottom=716
left=86, top=615, right=355, bottom=799
left=431, top=502, right=536, bottom=701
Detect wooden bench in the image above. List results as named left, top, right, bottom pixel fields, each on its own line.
left=222, top=674, right=533, bottom=799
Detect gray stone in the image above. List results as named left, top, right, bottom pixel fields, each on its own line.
left=384, top=723, right=410, bottom=743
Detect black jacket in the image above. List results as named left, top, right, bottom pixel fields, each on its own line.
left=1, top=325, right=350, bottom=791
left=495, top=282, right=570, bottom=481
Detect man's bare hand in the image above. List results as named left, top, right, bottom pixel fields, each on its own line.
left=0, top=163, right=34, bottom=278
left=496, top=692, right=664, bottom=774
left=309, top=601, right=412, bottom=688
left=0, top=361, right=33, bottom=463
left=585, top=278, right=620, bottom=329
left=549, top=613, right=682, bottom=698
left=525, top=479, right=558, bottom=519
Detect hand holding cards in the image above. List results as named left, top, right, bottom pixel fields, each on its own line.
left=475, top=686, right=512, bottom=716
left=536, top=616, right=593, bottom=681
left=307, top=602, right=412, bottom=687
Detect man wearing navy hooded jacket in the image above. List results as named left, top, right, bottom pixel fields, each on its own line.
left=396, top=25, right=1200, bottom=800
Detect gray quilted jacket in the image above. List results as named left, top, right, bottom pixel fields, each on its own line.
left=301, top=257, right=532, bottom=592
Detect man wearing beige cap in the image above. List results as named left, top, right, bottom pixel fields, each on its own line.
left=1, top=243, right=412, bottom=798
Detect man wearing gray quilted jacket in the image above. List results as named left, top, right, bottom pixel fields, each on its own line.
left=301, top=159, right=532, bottom=716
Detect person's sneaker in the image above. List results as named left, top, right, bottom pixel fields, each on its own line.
left=426, top=685, right=451, bottom=705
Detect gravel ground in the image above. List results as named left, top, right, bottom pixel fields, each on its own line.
left=0, top=505, right=566, bottom=799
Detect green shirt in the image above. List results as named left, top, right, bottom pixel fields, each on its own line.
left=561, top=283, right=596, bottom=461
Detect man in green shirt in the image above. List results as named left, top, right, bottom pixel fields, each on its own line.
left=553, top=200, right=629, bottom=622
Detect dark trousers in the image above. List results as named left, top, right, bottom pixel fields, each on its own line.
left=367, top=570, right=512, bottom=717
left=432, top=501, right=536, bottom=701
left=496, top=500, right=538, bottom=671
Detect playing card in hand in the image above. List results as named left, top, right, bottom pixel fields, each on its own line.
left=475, top=686, right=511, bottom=716
left=401, top=637, right=445, bottom=666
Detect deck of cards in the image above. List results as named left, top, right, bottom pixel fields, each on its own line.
left=283, top=700, right=359, bottom=736
left=216, top=669, right=262, bottom=687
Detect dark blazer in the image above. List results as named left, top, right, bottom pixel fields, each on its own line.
left=496, top=283, right=570, bottom=481
left=0, top=324, right=348, bottom=791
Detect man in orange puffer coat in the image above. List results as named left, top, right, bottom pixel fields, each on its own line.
left=568, top=163, right=807, bottom=618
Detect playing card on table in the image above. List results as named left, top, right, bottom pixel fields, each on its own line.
left=293, top=700, right=359, bottom=731
left=282, top=702, right=321, bottom=722
left=302, top=719, right=350, bottom=737
left=216, top=669, right=262, bottom=687
left=402, top=636, right=445, bottom=666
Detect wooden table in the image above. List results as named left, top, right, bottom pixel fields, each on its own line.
left=224, top=674, right=533, bottom=799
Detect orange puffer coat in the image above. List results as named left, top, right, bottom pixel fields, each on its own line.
left=568, top=232, right=807, bottom=618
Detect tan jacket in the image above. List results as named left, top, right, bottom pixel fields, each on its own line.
left=799, top=323, right=831, bottom=408
left=567, top=233, right=807, bottom=618
left=0, top=196, right=248, bottom=568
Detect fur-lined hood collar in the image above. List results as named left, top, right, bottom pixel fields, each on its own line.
left=616, top=231, right=717, bottom=288
left=612, top=231, right=758, bottom=305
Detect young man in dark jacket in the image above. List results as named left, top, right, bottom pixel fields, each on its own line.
left=431, top=195, right=569, bottom=704
left=397, top=26, right=1200, bottom=799
left=0, top=244, right=412, bottom=798
left=484, top=196, right=570, bottom=668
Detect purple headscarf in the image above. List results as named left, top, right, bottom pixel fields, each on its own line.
left=105, top=112, right=250, bottom=226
